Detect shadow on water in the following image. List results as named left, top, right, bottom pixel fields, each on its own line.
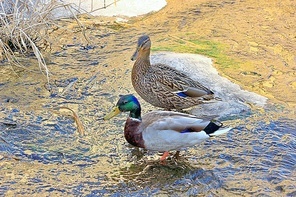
left=109, top=161, right=223, bottom=196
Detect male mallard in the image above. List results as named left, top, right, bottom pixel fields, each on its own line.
left=104, top=94, right=231, bottom=162
left=131, top=35, right=215, bottom=110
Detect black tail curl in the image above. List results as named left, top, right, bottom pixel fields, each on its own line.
left=204, top=120, right=223, bottom=135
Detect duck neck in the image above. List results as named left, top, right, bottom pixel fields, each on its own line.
left=129, top=106, right=142, bottom=120
left=134, top=50, right=151, bottom=73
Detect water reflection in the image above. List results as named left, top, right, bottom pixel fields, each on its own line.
left=1, top=76, right=295, bottom=195
left=1, top=106, right=295, bottom=196
left=0, top=61, right=295, bottom=195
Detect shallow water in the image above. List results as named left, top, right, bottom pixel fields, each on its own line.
left=0, top=97, right=295, bottom=196
left=1, top=0, right=296, bottom=196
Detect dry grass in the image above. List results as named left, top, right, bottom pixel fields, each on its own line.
left=0, top=0, right=81, bottom=84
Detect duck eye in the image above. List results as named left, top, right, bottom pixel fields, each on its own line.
left=140, top=39, right=149, bottom=47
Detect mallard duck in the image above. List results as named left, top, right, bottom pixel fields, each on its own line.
left=130, top=35, right=215, bottom=110
left=104, top=94, right=231, bottom=162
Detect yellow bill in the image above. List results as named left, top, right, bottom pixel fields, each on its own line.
left=104, top=106, right=121, bottom=120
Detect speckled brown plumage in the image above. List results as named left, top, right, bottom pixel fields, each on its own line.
left=131, top=35, right=215, bottom=110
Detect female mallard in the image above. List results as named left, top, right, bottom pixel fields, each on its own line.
left=104, top=94, right=231, bottom=162
left=131, top=35, right=215, bottom=110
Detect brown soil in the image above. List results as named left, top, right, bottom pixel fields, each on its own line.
left=48, top=0, right=296, bottom=108
left=1, top=0, right=295, bottom=109
left=0, top=1, right=295, bottom=196
left=129, top=0, right=296, bottom=106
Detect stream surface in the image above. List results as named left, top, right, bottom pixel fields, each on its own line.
left=0, top=0, right=295, bottom=196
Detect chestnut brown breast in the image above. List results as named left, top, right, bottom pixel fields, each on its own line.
left=124, top=118, right=145, bottom=148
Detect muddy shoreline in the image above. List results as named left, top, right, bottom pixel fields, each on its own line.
left=0, top=0, right=295, bottom=196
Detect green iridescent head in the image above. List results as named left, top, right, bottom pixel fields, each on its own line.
left=104, top=94, right=142, bottom=120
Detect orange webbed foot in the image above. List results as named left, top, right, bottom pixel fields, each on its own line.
left=160, top=151, right=170, bottom=165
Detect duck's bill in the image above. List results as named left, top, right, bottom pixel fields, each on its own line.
left=130, top=49, right=138, bottom=61
left=104, top=106, right=121, bottom=120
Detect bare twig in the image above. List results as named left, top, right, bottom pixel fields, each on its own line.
left=60, top=78, right=78, bottom=96
left=53, top=106, right=85, bottom=136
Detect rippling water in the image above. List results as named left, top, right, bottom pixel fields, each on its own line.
left=1, top=77, right=295, bottom=196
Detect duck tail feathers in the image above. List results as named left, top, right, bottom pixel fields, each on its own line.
left=208, top=127, right=231, bottom=137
